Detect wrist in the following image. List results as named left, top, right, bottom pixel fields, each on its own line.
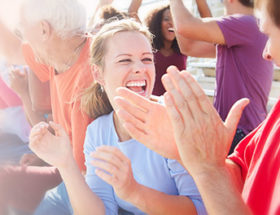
left=57, top=155, right=78, bottom=175
left=192, top=164, right=230, bottom=185
left=123, top=182, right=142, bottom=205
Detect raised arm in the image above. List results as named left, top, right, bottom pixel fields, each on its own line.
left=9, top=67, right=46, bottom=126
left=27, top=70, right=51, bottom=113
left=196, top=0, right=212, bottom=18
left=170, top=0, right=224, bottom=58
left=176, top=34, right=216, bottom=57
left=0, top=20, right=25, bottom=65
left=128, top=0, right=142, bottom=22
left=88, top=0, right=114, bottom=27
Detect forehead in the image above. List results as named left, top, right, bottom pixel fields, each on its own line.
left=106, top=31, right=152, bottom=55
left=162, top=9, right=171, bottom=17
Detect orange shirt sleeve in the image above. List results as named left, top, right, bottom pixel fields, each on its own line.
left=21, top=44, right=50, bottom=82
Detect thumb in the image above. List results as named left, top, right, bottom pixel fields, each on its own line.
left=225, top=98, right=250, bottom=133
left=49, top=121, right=67, bottom=137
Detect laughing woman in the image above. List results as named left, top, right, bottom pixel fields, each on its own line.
left=29, top=19, right=206, bottom=215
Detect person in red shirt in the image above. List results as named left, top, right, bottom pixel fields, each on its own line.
left=113, top=0, right=280, bottom=214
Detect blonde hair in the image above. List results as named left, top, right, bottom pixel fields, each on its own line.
left=81, top=19, right=153, bottom=119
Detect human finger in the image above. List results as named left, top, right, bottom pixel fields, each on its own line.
left=93, top=146, right=128, bottom=164
left=91, top=150, right=123, bottom=170
left=115, top=108, right=146, bottom=132
left=49, top=121, right=67, bottom=137
left=162, top=73, right=193, bottom=126
left=225, top=98, right=250, bottom=135
left=114, top=96, right=147, bottom=123
left=116, top=87, right=151, bottom=112
left=163, top=92, right=185, bottom=137
left=166, top=67, right=202, bottom=118
left=180, top=71, right=213, bottom=114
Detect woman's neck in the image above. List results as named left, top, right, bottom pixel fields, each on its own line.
left=160, top=40, right=174, bottom=57
left=113, top=112, right=131, bottom=142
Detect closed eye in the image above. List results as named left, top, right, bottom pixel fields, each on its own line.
left=118, top=59, right=132, bottom=63
left=142, top=58, right=153, bottom=63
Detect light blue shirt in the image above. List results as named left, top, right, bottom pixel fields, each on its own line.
left=84, top=111, right=207, bottom=215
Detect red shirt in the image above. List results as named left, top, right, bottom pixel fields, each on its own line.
left=229, top=100, right=280, bottom=215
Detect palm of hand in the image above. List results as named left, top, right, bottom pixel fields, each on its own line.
left=29, top=123, right=72, bottom=169
left=144, top=102, right=179, bottom=160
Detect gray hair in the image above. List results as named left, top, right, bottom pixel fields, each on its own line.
left=22, top=0, right=87, bottom=38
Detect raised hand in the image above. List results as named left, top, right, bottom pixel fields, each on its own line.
left=9, top=65, right=29, bottom=98
left=114, top=88, right=179, bottom=160
left=162, top=66, right=249, bottom=176
left=91, top=146, right=138, bottom=200
left=29, top=121, right=73, bottom=169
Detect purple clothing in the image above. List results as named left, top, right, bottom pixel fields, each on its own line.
left=215, top=15, right=273, bottom=134
left=153, top=51, right=187, bottom=96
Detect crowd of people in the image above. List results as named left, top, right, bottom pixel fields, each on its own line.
left=0, top=0, right=279, bottom=214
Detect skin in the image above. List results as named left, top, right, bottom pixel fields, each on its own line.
left=114, top=1, right=280, bottom=214
left=30, top=30, right=197, bottom=215
left=160, top=9, right=176, bottom=57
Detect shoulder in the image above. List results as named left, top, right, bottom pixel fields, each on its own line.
left=87, top=112, right=113, bottom=134
left=217, top=14, right=258, bottom=30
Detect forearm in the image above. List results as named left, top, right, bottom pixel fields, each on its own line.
left=176, top=33, right=216, bottom=57
left=192, top=165, right=251, bottom=215
left=196, top=0, right=212, bottom=18
left=170, top=0, right=200, bottom=38
left=58, top=157, right=105, bottom=215
left=170, top=0, right=224, bottom=44
left=126, top=183, right=197, bottom=215
left=19, top=92, right=46, bottom=126
left=128, top=0, right=142, bottom=22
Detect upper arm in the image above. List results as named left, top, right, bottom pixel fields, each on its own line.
left=175, top=17, right=225, bottom=45
left=176, top=33, right=216, bottom=58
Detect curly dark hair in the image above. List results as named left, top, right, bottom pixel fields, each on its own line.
left=145, top=5, right=180, bottom=53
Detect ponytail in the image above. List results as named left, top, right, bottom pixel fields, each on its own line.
left=81, top=82, right=113, bottom=119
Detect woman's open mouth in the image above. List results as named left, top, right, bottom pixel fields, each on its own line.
left=126, top=80, right=147, bottom=97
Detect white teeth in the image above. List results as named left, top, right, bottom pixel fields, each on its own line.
left=126, top=80, right=146, bottom=87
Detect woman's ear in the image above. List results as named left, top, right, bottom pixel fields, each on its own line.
left=92, top=64, right=105, bottom=86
